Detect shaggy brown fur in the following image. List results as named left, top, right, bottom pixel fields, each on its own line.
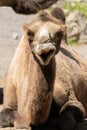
left=0, top=8, right=87, bottom=130
left=0, top=0, right=58, bottom=14
left=51, top=7, right=66, bottom=24
left=51, top=7, right=67, bottom=44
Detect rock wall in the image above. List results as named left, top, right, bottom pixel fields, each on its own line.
left=66, top=11, right=87, bottom=44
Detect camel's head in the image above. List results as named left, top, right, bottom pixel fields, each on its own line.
left=23, top=10, right=66, bottom=65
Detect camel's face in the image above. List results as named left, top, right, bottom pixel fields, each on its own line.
left=24, top=11, right=66, bottom=65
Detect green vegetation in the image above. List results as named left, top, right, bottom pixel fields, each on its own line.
left=64, top=1, right=87, bottom=45
left=64, top=2, right=87, bottom=18
left=68, top=38, right=79, bottom=45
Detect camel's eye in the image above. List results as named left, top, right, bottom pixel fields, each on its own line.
left=56, top=30, right=63, bottom=37
left=27, top=30, right=34, bottom=43
left=27, top=30, right=34, bottom=37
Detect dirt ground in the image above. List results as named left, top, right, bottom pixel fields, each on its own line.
left=0, top=7, right=87, bottom=130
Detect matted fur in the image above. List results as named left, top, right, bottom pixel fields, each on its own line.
left=0, top=0, right=58, bottom=14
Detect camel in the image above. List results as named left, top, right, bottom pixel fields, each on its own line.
left=0, top=0, right=58, bottom=14
left=0, top=8, right=87, bottom=130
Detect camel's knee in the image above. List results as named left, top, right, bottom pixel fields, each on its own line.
left=60, top=101, right=85, bottom=121
left=60, top=111, right=76, bottom=130
left=0, top=88, right=3, bottom=104
left=14, top=113, right=31, bottom=129
left=0, top=107, right=15, bottom=127
left=59, top=101, right=85, bottom=130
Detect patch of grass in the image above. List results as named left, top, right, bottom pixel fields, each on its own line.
left=68, top=38, right=79, bottom=45
left=47, top=7, right=52, bottom=12
left=64, top=2, right=87, bottom=18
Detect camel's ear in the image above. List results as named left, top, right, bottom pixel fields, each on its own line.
left=62, top=25, right=67, bottom=36
left=23, top=23, right=34, bottom=38
left=23, top=24, right=29, bottom=33
left=57, top=25, right=67, bottom=38
left=51, top=7, right=66, bottom=24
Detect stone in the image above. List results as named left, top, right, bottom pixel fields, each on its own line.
left=66, top=10, right=87, bottom=44
left=12, top=33, right=19, bottom=40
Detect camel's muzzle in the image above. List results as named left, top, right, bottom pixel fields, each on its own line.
left=34, top=43, right=56, bottom=65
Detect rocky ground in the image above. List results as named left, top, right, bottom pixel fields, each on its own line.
left=0, top=6, right=87, bottom=130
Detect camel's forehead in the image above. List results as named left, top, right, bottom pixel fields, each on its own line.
left=29, top=20, right=63, bottom=34
left=24, top=11, right=66, bottom=37
left=38, top=27, right=49, bottom=37
left=28, top=11, right=63, bottom=30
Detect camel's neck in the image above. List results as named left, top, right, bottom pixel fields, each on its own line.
left=12, top=35, right=56, bottom=92
left=28, top=53, right=56, bottom=92
left=27, top=48, right=56, bottom=124
left=40, top=60, right=56, bottom=88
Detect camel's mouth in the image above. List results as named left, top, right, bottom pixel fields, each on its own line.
left=40, top=50, right=54, bottom=60
left=37, top=49, right=55, bottom=65
left=32, top=43, right=56, bottom=65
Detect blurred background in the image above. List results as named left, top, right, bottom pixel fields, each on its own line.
left=0, top=0, right=87, bottom=86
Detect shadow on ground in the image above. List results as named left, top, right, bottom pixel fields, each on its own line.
left=0, top=120, right=87, bottom=130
